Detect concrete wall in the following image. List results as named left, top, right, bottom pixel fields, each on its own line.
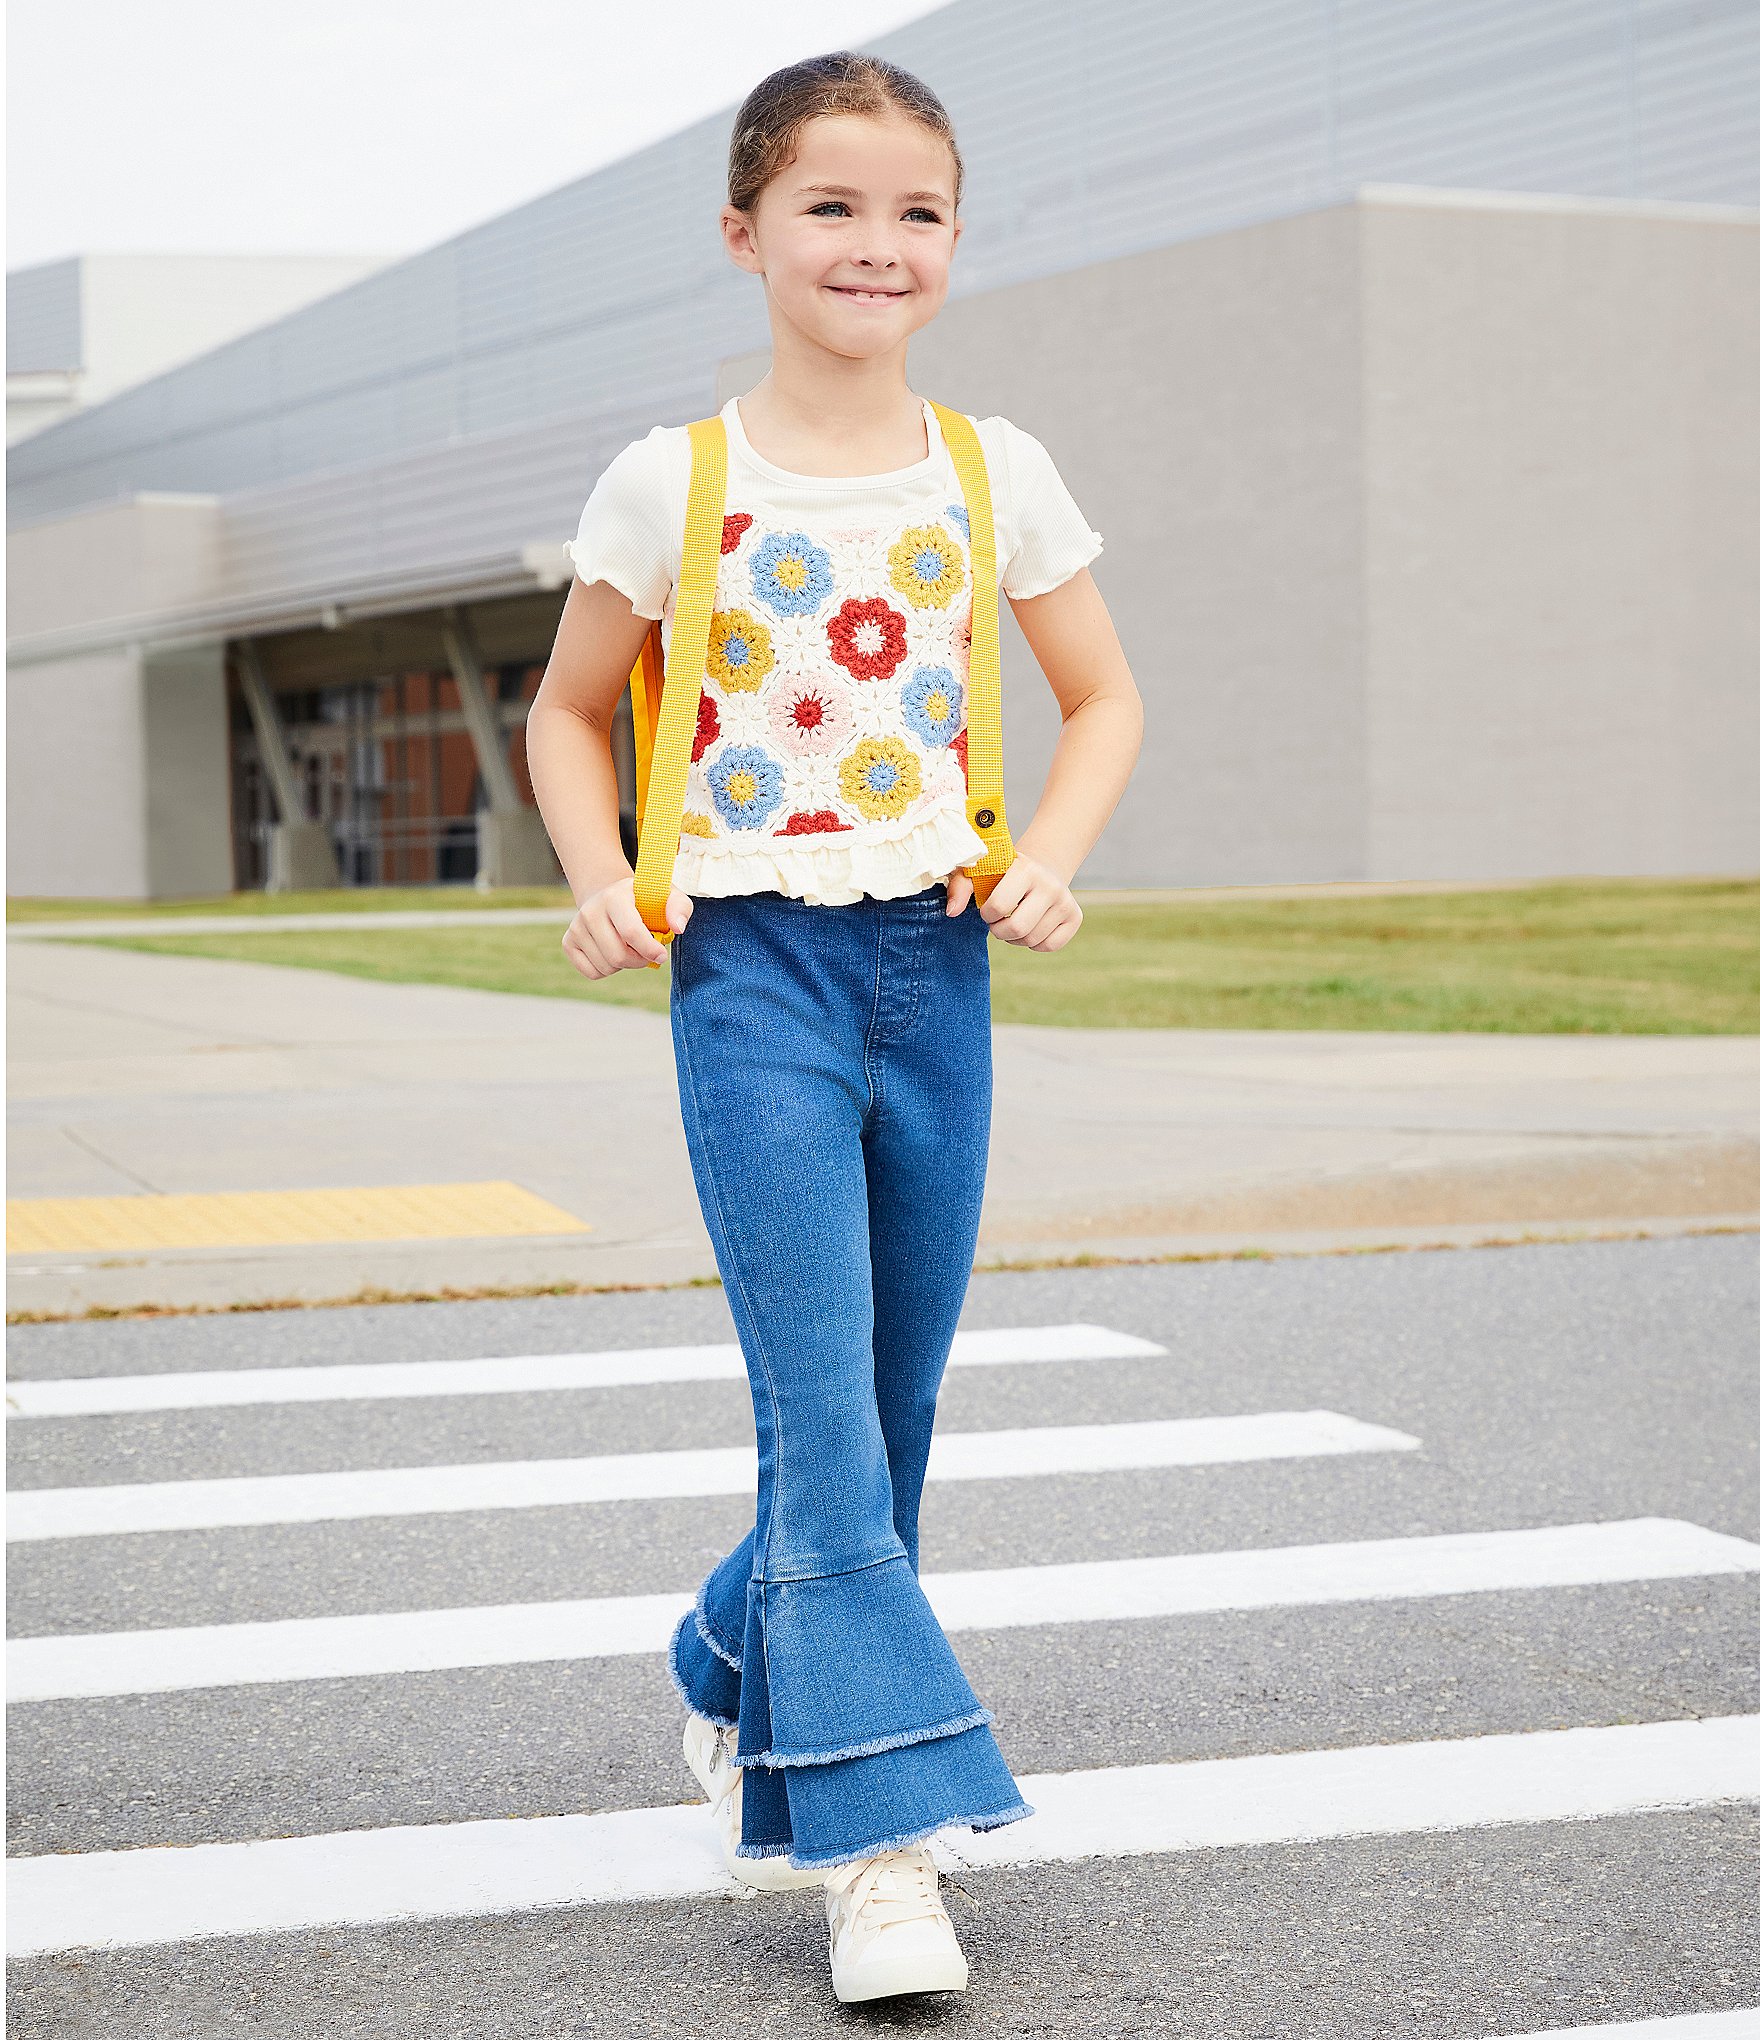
left=903, top=189, right=1758, bottom=885
left=1360, top=194, right=1760, bottom=879
left=914, top=199, right=1367, bottom=887
left=6, top=638, right=233, bottom=901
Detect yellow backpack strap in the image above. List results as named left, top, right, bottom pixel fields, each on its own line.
left=929, top=401, right=1015, bottom=901
left=629, top=623, right=663, bottom=831
left=629, top=416, right=728, bottom=948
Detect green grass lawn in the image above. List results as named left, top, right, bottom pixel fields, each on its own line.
left=50, top=878, right=1760, bottom=1033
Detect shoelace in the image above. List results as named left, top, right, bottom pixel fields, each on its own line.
left=826, top=1848, right=946, bottom=1936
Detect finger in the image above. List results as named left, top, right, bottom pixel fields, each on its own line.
left=944, top=872, right=973, bottom=915
left=1027, top=903, right=1081, bottom=951
left=561, top=923, right=609, bottom=981
left=667, top=888, right=693, bottom=933
left=989, top=883, right=1054, bottom=946
left=977, top=870, right=1029, bottom=926
left=579, top=908, right=648, bottom=977
left=603, top=894, right=667, bottom=965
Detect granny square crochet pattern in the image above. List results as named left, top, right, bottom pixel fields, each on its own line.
left=674, top=500, right=981, bottom=892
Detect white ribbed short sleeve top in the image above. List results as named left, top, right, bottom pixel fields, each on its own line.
left=564, top=394, right=1102, bottom=907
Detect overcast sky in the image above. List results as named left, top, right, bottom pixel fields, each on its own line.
left=6, top=0, right=948, bottom=271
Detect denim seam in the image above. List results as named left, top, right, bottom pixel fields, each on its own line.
left=672, top=969, right=786, bottom=1635
left=760, top=1546, right=902, bottom=1588
left=859, top=903, right=884, bottom=1124
left=732, top=1701, right=995, bottom=1770
left=897, top=900, right=927, bottom=1038
left=673, top=975, right=783, bottom=1770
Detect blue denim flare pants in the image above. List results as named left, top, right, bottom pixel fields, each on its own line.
left=663, top=879, right=1035, bottom=1871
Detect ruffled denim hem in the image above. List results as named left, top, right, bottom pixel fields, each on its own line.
left=690, top=1575, right=741, bottom=1670
left=665, top=1606, right=738, bottom=1727
left=731, top=1703, right=996, bottom=1770
left=664, top=1628, right=737, bottom=1728
left=753, top=1796, right=1037, bottom=1872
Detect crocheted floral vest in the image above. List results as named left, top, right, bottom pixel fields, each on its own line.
left=667, top=496, right=984, bottom=902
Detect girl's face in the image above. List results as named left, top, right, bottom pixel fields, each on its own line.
left=723, top=112, right=961, bottom=362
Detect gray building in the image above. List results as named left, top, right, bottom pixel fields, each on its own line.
left=7, top=0, right=1758, bottom=898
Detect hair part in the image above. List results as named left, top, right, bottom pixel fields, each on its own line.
left=727, top=51, right=964, bottom=216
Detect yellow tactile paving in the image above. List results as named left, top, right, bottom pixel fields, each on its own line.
left=6, top=1182, right=592, bottom=1255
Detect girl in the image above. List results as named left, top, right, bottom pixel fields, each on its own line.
left=527, top=51, right=1142, bottom=2006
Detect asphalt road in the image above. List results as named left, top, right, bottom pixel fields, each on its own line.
left=7, top=1233, right=1759, bottom=2037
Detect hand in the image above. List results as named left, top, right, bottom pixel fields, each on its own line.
left=944, top=851, right=1082, bottom=951
left=562, top=873, right=692, bottom=978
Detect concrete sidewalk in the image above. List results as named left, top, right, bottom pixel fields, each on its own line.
left=7, top=939, right=1758, bottom=1315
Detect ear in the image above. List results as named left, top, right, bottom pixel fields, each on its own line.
left=721, top=204, right=764, bottom=277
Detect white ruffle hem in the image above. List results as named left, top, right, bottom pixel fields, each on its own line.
left=673, top=796, right=989, bottom=909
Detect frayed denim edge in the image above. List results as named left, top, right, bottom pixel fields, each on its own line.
left=664, top=1613, right=738, bottom=1728
left=967, top=1798, right=1036, bottom=1833
left=730, top=1702, right=994, bottom=1770
left=691, top=1576, right=742, bottom=1671
left=775, top=1797, right=1036, bottom=1873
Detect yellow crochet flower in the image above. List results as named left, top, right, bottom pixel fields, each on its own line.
left=705, top=608, right=774, bottom=691
left=681, top=811, right=717, bottom=837
left=888, top=526, right=965, bottom=610
left=839, top=737, right=921, bottom=820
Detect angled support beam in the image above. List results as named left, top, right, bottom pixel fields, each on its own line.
left=439, top=606, right=521, bottom=815
left=235, top=641, right=304, bottom=824
left=235, top=640, right=339, bottom=892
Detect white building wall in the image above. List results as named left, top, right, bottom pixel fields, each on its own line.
left=6, top=648, right=153, bottom=897
left=1360, top=192, right=1760, bottom=878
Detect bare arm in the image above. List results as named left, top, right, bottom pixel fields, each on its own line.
left=945, top=566, right=1144, bottom=950
left=526, top=576, right=692, bottom=977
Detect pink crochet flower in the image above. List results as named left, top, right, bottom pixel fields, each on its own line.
left=767, top=674, right=854, bottom=757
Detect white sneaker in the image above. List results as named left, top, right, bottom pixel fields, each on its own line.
left=823, top=1844, right=969, bottom=2002
left=680, top=1713, right=826, bottom=1893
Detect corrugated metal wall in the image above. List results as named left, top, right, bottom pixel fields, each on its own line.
left=10, top=0, right=1758, bottom=531
left=6, top=260, right=83, bottom=377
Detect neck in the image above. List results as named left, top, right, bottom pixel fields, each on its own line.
left=735, top=315, right=927, bottom=474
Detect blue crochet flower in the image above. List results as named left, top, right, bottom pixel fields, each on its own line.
left=901, top=666, right=964, bottom=748
left=749, top=531, right=834, bottom=618
left=945, top=503, right=970, bottom=540
left=707, top=743, right=786, bottom=831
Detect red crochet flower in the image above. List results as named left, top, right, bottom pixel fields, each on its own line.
left=952, top=729, right=968, bottom=781
left=720, top=513, right=753, bottom=556
left=826, top=597, right=907, bottom=682
left=778, top=809, right=852, bottom=835
left=691, top=690, right=721, bottom=763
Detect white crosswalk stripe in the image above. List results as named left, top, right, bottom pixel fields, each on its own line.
left=8, top=1309, right=1756, bottom=2028
left=4, top=1409, right=1418, bottom=1541
left=9, top=1716, right=1757, bottom=1958
left=11, top=1518, right=1757, bottom=1703
left=2, top=1322, right=1167, bottom=1417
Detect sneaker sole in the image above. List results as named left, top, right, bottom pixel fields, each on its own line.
left=681, top=1719, right=826, bottom=1893
left=832, top=1950, right=970, bottom=2003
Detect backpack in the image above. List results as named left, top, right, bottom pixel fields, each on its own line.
left=625, top=401, right=1015, bottom=948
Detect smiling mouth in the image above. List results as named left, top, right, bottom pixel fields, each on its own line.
left=826, top=285, right=908, bottom=303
